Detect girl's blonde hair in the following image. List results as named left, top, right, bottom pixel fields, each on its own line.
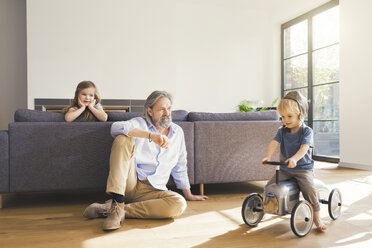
left=277, top=99, right=301, bottom=120
left=65, top=81, right=101, bottom=121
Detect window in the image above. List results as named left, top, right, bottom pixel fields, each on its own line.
left=281, top=0, right=339, bottom=162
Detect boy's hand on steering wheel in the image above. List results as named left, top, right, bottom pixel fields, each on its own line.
left=286, top=158, right=297, bottom=168
left=261, top=157, right=270, bottom=167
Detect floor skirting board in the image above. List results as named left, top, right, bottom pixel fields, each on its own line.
left=339, top=162, right=372, bottom=171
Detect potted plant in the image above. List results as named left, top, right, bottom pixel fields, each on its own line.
left=237, top=97, right=279, bottom=112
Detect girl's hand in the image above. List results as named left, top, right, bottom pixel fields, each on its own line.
left=286, top=158, right=297, bottom=168
left=88, top=99, right=96, bottom=109
left=261, top=157, right=270, bottom=167
left=78, top=99, right=86, bottom=109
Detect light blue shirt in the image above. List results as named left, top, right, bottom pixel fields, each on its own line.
left=111, top=117, right=190, bottom=191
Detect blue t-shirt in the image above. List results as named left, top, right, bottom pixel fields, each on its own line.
left=274, top=125, right=314, bottom=171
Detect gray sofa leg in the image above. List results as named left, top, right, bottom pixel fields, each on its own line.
left=200, top=184, right=204, bottom=195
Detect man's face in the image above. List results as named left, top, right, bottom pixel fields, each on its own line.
left=148, top=97, right=172, bottom=128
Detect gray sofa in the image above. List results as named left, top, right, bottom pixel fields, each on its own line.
left=0, top=109, right=280, bottom=199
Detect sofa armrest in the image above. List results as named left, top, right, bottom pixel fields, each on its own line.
left=0, top=130, right=9, bottom=193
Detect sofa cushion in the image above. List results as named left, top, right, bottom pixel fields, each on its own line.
left=15, top=109, right=65, bottom=122
left=194, top=121, right=279, bottom=184
left=8, top=121, right=195, bottom=192
left=171, top=110, right=189, bottom=121
left=188, top=110, right=279, bottom=121
left=107, top=110, right=189, bottom=122
left=8, top=122, right=113, bottom=192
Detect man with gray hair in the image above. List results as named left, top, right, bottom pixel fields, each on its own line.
left=83, top=90, right=207, bottom=231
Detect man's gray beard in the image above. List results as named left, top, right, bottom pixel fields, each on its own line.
left=155, top=115, right=172, bottom=128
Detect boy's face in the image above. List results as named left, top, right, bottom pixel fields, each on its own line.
left=279, top=110, right=301, bottom=129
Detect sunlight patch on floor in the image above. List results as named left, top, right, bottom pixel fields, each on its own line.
left=244, top=215, right=285, bottom=233
left=334, top=232, right=372, bottom=246
left=347, top=213, right=372, bottom=221
left=325, top=180, right=371, bottom=205
left=352, top=175, right=372, bottom=185
left=81, top=208, right=245, bottom=248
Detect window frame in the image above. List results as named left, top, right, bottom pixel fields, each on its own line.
left=281, top=0, right=340, bottom=163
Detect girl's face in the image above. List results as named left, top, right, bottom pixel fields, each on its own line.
left=279, top=110, right=301, bottom=130
left=78, top=87, right=96, bottom=106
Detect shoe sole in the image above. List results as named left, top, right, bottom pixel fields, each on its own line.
left=102, top=217, right=124, bottom=231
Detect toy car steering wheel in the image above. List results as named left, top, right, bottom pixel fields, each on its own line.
left=263, top=161, right=289, bottom=166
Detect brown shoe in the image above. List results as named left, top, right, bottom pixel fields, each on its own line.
left=83, top=199, right=112, bottom=219
left=102, top=201, right=125, bottom=231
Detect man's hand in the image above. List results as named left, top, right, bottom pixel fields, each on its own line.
left=186, top=194, right=208, bottom=201
left=182, top=189, right=208, bottom=201
left=151, top=133, right=169, bottom=149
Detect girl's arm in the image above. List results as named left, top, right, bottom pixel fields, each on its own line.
left=286, top=144, right=310, bottom=168
left=88, top=101, right=108, bottom=122
left=261, top=140, right=279, bottom=166
left=65, top=106, right=85, bottom=122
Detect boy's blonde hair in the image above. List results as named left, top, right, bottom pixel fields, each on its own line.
left=277, top=99, right=301, bottom=118
left=278, top=91, right=308, bottom=122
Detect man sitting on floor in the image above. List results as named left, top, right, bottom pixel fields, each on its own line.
left=83, top=90, right=207, bottom=231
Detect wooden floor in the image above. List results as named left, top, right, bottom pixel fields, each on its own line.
left=1, top=163, right=372, bottom=248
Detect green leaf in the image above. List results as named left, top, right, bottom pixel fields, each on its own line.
left=271, top=97, right=279, bottom=107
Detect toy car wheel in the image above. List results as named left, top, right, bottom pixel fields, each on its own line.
left=328, top=188, right=342, bottom=220
left=241, top=193, right=264, bottom=227
left=290, top=200, right=313, bottom=237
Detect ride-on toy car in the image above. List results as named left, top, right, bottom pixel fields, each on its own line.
left=241, top=161, right=342, bottom=237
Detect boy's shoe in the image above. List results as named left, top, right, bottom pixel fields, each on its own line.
left=102, top=200, right=125, bottom=231
left=83, top=199, right=112, bottom=219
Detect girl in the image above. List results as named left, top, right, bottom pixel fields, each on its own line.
left=261, top=91, right=327, bottom=231
left=64, top=81, right=108, bottom=122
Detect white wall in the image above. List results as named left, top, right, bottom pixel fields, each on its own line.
left=27, top=0, right=328, bottom=112
left=24, top=0, right=372, bottom=169
left=339, top=0, right=372, bottom=169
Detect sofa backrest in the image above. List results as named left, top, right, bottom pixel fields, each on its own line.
left=14, top=109, right=65, bottom=122
left=107, top=110, right=189, bottom=122
left=187, top=110, right=280, bottom=122
left=14, top=109, right=189, bottom=122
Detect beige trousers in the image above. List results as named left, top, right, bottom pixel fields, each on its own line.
left=266, top=169, right=320, bottom=212
left=106, top=135, right=187, bottom=219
